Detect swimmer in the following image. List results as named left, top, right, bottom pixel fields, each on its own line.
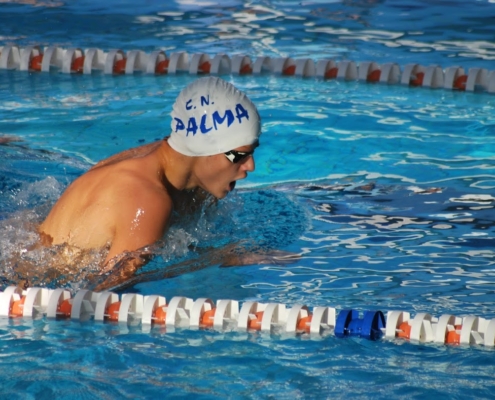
left=38, top=77, right=263, bottom=288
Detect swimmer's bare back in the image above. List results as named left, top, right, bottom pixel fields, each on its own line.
left=39, top=139, right=173, bottom=272
left=90, top=141, right=162, bottom=171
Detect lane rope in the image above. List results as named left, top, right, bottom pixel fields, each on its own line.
left=0, top=44, right=493, bottom=93
left=1, top=286, right=494, bottom=347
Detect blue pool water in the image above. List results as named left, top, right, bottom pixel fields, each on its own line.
left=1, top=0, right=495, bottom=398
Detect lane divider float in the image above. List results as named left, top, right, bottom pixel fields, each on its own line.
left=0, top=44, right=494, bottom=93
left=1, top=286, right=495, bottom=347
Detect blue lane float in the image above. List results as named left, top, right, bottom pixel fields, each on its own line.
left=335, top=310, right=386, bottom=341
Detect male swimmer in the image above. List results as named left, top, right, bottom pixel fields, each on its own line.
left=38, top=77, right=261, bottom=287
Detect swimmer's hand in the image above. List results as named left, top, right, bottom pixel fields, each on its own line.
left=219, top=248, right=301, bottom=267
left=0, top=135, right=22, bottom=145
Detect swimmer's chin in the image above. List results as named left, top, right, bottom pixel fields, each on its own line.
left=223, top=181, right=237, bottom=197
left=215, top=181, right=237, bottom=199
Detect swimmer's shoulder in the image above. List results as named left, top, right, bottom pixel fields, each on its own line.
left=67, top=142, right=173, bottom=223
left=90, top=140, right=164, bottom=171
left=99, top=156, right=172, bottom=205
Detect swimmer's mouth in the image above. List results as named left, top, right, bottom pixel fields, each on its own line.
left=229, top=181, right=236, bottom=191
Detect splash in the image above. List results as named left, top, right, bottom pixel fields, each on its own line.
left=0, top=176, right=106, bottom=290
left=0, top=209, right=109, bottom=291
left=0, top=172, right=307, bottom=291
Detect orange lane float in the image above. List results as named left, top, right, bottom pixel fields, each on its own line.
left=105, top=301, right=121, bottom=321
left=445, top=325, right=463, bottom=345
left=297, top=314, right=313, bottom=333
left=155, top=59, right=169, bottom=74
left=57, top=298, right=73, bottom=318
left=10, top=296, right=26, bottom=317
left=397, top=321, right=412, bottom=339
left=152, top=305, right=168, bottom=325
left=367, top=69, right=381, bottom=82
left=325, top=67, right=338, bottom=79
left=198, top=60, right=211, bottom=74
left=239, top=63, right=252, bottom=74
left=410, top=71, right=424, bottom=86
left=200, top=308, right=216, bottom=327
left=113, top=59, right=126, bottom=74
left=248, top=311, right=264, bottom=330
left=453, top=75, right=467, bottom=91
left=283, top=64, right=296, bottom=76
left=29, top=54, right=43, bottom=71
left=71, top=56, right=85, bottom=73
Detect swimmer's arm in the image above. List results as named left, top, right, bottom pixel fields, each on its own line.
left=97, top=228, right=168, bottom=291
left=0, top=135, right=22, bottom=145
left=96, top=250, right=154, bottom=291
left=213, top=244, right=300, bottom=267
left=95, top=244, right=301, bottom=292
left=102, top=191, right=172, bottom=273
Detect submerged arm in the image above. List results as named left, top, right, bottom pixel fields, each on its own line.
left=93, top=241, right=300, bottom=292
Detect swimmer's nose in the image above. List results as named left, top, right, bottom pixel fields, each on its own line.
left=242, top=155, right=255, bottom=172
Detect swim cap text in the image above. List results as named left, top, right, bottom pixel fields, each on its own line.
left=174, top=103, right=250, bottom=136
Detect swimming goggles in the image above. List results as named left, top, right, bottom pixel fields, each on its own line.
left=224, top=149, right=254, bottom=164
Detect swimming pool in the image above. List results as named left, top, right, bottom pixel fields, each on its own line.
left=1, top=0, right=495, bottom=398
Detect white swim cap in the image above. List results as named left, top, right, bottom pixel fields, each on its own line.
left=168, top=77, right=261, bottom=157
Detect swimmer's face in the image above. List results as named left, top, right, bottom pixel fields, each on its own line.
left=195, top=143, right=257, bottom=199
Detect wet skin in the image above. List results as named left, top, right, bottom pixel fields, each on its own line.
left=39, top=138, right=257, bottom=277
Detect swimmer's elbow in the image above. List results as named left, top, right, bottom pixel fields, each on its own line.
left=95, top=250, right=152, bottom=291
left=37, top=230, right=54, bottom=247
left=102, top=248, right=152, bottom=274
